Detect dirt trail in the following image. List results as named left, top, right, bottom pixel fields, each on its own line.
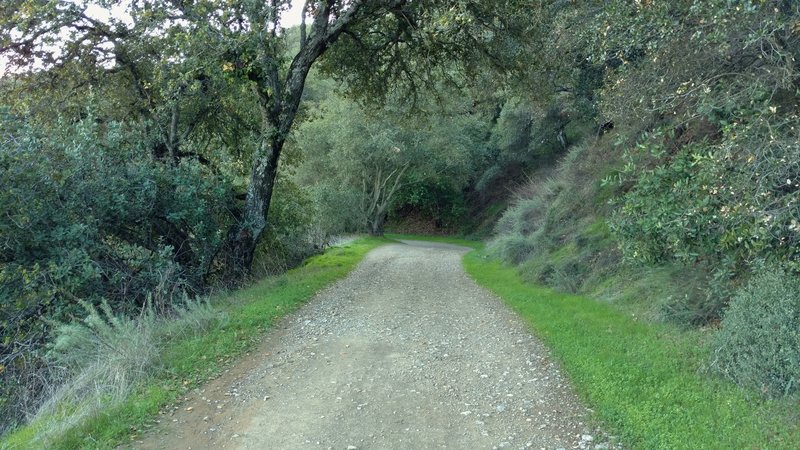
left=134, top=240, right=609, bottom=450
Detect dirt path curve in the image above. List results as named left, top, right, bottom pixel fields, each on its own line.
left=134, top=240, right=607, bottom=450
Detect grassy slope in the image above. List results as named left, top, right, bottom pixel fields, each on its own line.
left=2, top=237, right=388, bottom=450
left=463, top=251, right=799, bottom=449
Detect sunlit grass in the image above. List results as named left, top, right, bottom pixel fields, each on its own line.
left=463, top=251, right=799, bottom=449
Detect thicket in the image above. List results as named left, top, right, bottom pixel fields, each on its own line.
left=0, top=107, right=336, bottom=434
left=602, top=0, right=800, bottom=313
left=0, top=112, right=234, bottom=429
left=0, top=107, right=328, bottom=432
left=489, top=0, right=800, bottom=397
left=711, top=266, right=800, bottom=398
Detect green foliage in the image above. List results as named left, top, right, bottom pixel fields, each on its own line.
left=711, top=267, right=800, bottom=398
left=1, top=237, right=387, bottom=449
left=471, top=0, right=604, bottom=198
left=480, top=6, right=800, bottom=447
left=489, top=0, right=800, bottom=326
left=0, top=112, right=235, bottom=433
left=588, top=1, right=798, bottom=123
left=488, top=139, right=626, bottom=298
left=464, top=250, right=800, bottom=449
left=609, top=94, right=799, bottom=324
left=252, top=177, right=320, bottom=276
left=592, top=2, right=800, bottom=302
left=319, top=0, right=534, bottom=103
left=294, top=92, right=483, bottom=235
left=611, top=120, right=800, bottom=269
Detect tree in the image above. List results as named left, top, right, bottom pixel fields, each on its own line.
left=2, top=0, right=530, bottom=277
left=295, top=93, right=479, bottom=236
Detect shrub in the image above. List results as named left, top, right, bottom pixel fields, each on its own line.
left=28, top=296, right=225, bottom=444
left=0, top=113, right=236, bottom=431
left=34, top=300, right=160, bottom=439
left=601, top=0, right=800, bottom=323
left=490, top=233, right=535, bottom=265
left=711, top=267, right=800, bottom=398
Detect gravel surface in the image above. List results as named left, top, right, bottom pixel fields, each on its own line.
left=133, top=240, right=615, bottom=450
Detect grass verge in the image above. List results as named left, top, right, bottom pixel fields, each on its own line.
left=463, top=251, right=800, bottom=449
left=1, top=236, right=388, bottom=450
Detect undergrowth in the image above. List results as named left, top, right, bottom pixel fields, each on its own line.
left=710, top=267, right=800, bottom=398
left=1, top=237, right=387, bottom=449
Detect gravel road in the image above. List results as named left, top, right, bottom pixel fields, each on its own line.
left=134, top=240, right=612, bottom=450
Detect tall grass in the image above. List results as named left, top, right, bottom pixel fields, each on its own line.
left=2, top=237, right=387, bottom=449
left=16, top=296, right=224, bottom=447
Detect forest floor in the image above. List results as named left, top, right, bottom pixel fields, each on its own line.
left=131, top=240, right=612, bottom=450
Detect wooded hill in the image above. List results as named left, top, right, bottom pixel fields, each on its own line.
left=1, top=0, right=799, bottom=442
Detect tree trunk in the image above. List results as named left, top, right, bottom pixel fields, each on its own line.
left=368, top=211, right=387, bottom=237
left=224, top=136, right=282, bottom=280
left=221, top=0, right=405, bottom=280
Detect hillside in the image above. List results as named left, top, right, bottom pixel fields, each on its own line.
left=483, top=0, right=800, bottom=385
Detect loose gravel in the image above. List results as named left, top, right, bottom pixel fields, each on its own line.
left=133, top=240, right=615, bottom=450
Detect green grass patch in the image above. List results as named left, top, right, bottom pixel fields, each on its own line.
left=2, top=237, right=388, bottom=450
left=463, top=251, right=800, bottom=449
left=384, top=232, right=484, bottom=250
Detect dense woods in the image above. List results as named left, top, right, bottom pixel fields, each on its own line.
left=1, top=0, right=799, bottom=443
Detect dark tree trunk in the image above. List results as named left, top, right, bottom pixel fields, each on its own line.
left=224, top=137, right=282, bottom=279
left=368, top=214, right=386, bottom=237
left=220, top=0, right=408, bottom=280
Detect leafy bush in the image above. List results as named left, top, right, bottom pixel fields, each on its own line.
left=611, top=116, right=799, bottom=324
left=0, top=111, right=235, bottom=433
left=590, top=1, right=800, bottom=323
left=711, top=267, right=800, bottom=398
